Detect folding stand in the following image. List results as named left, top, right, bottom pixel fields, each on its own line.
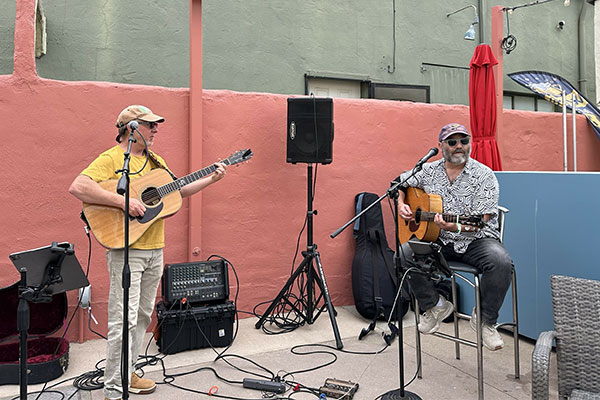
left=10, top=241, right=88, bottom=400
left=255, top=164, right=343, bottom=349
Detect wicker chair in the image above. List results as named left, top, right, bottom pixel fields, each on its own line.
left=532, top=275, right=600, bottom=400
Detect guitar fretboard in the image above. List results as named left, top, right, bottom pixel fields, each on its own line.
left=419, top=211, right=460, bottom=223
left=157, top=158, right=234, bottom=197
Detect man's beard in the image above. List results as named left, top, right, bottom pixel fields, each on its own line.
left=442, top=146, right=470, bottom=165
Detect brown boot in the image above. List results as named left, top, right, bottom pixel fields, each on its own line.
left=129, top=372, right=156, bottom=394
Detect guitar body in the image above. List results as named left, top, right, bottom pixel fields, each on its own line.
left=398, top=187, right=443, bottom=243
left=82, top=169, right=183, bottom=249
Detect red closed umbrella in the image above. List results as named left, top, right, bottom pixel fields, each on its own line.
left=469, top=44, right=503, bottom=171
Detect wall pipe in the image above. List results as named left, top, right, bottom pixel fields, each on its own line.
left=577, top=0, right=587, bottom=95
left=478, top=0, right=484, bottom=43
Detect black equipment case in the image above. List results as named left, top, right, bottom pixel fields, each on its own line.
left=0, top=281, right=69, bottom=385
left=155, top=300, right=235, bottom=355
left=351, top=192, right=409, bottom=321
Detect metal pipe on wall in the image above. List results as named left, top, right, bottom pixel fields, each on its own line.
left=478, top=0, right=484, bottom=43
left=577, top=1, right=587, bottom=95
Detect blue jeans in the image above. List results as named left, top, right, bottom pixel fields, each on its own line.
left=401, top=238, right=513, bottom=325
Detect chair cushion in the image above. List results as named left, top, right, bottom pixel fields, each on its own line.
left=570, top=389, right=600, bottom=399
left=448, top=261, right=479, bottom=275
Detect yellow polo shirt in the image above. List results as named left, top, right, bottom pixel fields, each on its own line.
left=81, top=145, right=170, bottom=250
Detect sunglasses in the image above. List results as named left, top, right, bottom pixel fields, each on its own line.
left=444, top=137, right=470, bottom=147
left=138, top=121, right=158, bottom=129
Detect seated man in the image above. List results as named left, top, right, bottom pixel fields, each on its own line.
left=397, top=123, right=513, bottom=350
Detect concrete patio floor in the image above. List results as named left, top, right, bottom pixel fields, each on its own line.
left=0, top=306, right=558, bottom=400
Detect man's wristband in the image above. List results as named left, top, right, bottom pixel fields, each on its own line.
left=455, top=223, right=461, bottom=233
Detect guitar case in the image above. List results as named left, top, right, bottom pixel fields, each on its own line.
left=351, top=192, right=409, bottom=323
left=0, top=281, right=69, bottom=385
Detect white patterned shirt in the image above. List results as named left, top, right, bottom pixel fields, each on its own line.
left=399, top=157, right=500, bottom=253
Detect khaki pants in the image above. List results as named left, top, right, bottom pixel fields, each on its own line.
left=103, top=248, right=163, bottom=400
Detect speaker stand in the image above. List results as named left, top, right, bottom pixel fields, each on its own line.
left=255, top=163, right=343, bottom=349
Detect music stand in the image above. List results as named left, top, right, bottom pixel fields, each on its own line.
left=9, top=241, right=89, bottom=400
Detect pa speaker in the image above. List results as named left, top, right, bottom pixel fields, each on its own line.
left=286, top=97, right=333, bottom=164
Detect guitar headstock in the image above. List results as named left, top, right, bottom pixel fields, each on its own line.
left=225, top=149, right=254, bottom=166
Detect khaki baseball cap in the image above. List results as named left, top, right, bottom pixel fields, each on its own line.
left=115, top=105, right=165, bottom=128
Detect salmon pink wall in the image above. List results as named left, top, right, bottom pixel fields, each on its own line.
left=2, top=0, right=599, bottom=344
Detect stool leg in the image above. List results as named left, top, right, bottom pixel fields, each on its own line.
left=475, top=275, right=484, bottom=400
left=451, top=273, right=461, bottom=359
left=414, top=297, right=423, bottom=379
left=512, top=268, right=520, bottom=379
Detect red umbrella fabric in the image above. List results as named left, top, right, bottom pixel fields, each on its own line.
left=469, top=44, right=503, bottom=171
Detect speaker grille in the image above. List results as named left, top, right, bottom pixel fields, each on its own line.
left=286, top=98, right=333, bottom=164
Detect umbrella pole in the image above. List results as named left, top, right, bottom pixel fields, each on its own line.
left=562, top=91, right=568, bottom=171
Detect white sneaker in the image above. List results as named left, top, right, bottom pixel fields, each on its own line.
left=418, top=296, right=454, bottom=334
left=470, top=308, right=504, bottom=351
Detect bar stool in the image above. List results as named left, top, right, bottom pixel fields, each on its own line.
left=413, top=206, right=519, bottom=400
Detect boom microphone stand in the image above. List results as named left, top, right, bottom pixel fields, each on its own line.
left=331, top=148, right=438, bottom=399
left=255, top=163, right=343, bottom=349
left=115, top=122, right=138, bottom=400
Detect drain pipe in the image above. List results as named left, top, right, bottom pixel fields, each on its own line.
left=478, top=0, right=484, bottom=43
left=577, top=0, right=588, bottom=95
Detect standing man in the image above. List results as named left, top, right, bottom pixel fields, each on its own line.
left=397, top=123, right=512, bottom=351
left=69, top=105, right=227, bottom=399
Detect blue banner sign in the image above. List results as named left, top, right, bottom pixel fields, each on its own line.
left=508, top=70, right=600, bottom=140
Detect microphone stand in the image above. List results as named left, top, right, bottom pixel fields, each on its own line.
left=115, top=127, right=136, bottom=400
left=331, top=163, right=425, bottom=400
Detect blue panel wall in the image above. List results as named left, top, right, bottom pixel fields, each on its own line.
left=456, top=172, right=600, bottom=340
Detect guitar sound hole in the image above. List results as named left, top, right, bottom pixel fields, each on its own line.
left=141, top=187, right=161, bottom=206
left=414, top=209, right=421, bottom=224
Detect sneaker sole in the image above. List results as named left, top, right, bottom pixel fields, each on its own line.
left=419, top=304, right=454, bottom=334
left=483, top=342, right=504, bottom=351
left=470, top=317, right=505, bottom=351
left=128, top=385, right=156, bottom=395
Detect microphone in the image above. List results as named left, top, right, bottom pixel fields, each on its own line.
left=127, top=120, right=139, bottom=131
left=414, top=147, right=439, bottom=169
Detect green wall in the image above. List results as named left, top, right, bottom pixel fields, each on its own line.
left=2, top=0, right=596, bottom=104
left=0, top=0, right=15, bottom=75
left=35, top=1, right=189, bottom=87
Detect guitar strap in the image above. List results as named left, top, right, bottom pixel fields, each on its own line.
left=373, top=230, right=398, bottom=287
left=147, top=150, right=178, bottom=181
left=367, top=229, right=384, bottom=320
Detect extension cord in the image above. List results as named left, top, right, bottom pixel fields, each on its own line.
left=242, top=378, right=286, bottom=393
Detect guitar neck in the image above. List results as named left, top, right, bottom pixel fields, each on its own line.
left=419, top=211, right=462, bottom=223
left=158, top=159, right=233, bottom=196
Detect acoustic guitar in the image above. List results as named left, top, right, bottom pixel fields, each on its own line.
left=82, top=149, right=253, bottom=249
left=398, top=187, right=484, bottom=243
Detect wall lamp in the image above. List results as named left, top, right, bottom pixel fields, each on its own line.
left=447, top=5, right=479, bottom=41
left=505, top=0, right=570, bottom=14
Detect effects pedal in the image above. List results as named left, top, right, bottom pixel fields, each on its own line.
left=242, top=378, right=286, bottom=394
left=318, top=378, right=359, bottom=399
